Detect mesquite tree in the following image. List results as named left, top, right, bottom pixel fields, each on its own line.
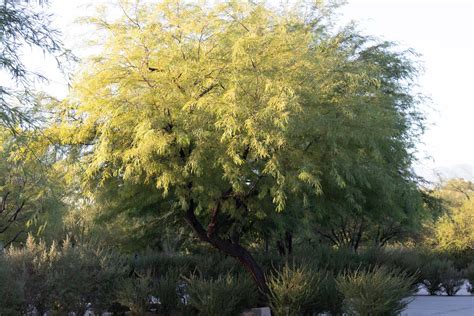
left=50, top=0, right=424, bottom=292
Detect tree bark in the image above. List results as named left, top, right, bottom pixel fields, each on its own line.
left=285, top=231, right=293, bottom=255
left=184, top=199, right=269, bottom=295
left=277, top=231, right=293, bottom=256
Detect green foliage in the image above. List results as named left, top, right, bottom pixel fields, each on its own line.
left=156, top=269, right=183, bottom=315
left=130, top=250, right=244, bottom=281
left=131, top=251, right=197, bottom=276
left=0, top=0, right=65, bottom=128
left=0, top=255, right=24, bottom=315
left=337, top=266, right=416, bottom=315
left=5, top=235, right=51, bottom=314
left=310, top=180, right=428, bottom=251
left=196, top=254, right=246, bottom=279
left=420, top=258, right=452, bottom=295
left=423, top=179, right=474, bottom=253
left=118, top=270, right=156, bottom=316
left=440, top=265, right=463, bottom=296
left=3, top=235, right=126, bottom=314
left=48, top=0, right=425, bottom=289
left=254, top=250, right=285, bottom=275
left=434, top=179, right=474, bottom=209
left=49, top=237, right=126, bottom=314
left=184, top=273, right=258, bottom=316
left=317, top=273, right=344, bottom=315
left=435, top=198, right=474, bottom=252
left=293, top=243, right=362, bottom=274
left=360, top=247, right=424, bottom=285
left=267, top=262, right=324, bottom=316
left=464, top=262, right=474, bottom=294
left=0, top=129, right=66, bottom=247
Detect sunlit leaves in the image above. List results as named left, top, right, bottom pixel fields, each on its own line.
left=51, top=0, right=424, bottom=244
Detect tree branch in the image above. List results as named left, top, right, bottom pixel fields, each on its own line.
left=207, top=201, right=220, bottom=238
left=3, top=230, right=25, bottom=248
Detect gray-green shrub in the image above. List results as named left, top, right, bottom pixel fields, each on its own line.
left=337, top=266, right=416, bottom=315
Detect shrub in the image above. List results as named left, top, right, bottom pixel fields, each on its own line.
left=0, top=256, right=24, bottom=315
left=184, top=273, right=258, bottom=316
left=317, top=273, right=344, bottom=315
left=255, top=251, right=284, bottom=275
left=267, top=262, right=324, bottom=316
left=156, top=269, right=183, bottom=315
left=465, top=262, right=474, bottom=294
left=5, top=235, right=51, bottom=315
left=118, top=270, right=157, bottom=316
left=362, top=247, right=424, bottom=285
left=420, top=258, right=452, bottom=295
left=441, top=265, right=464, bottom=296
left=196, top=254, right=243, bottom=279
left=131, top=250, right=244, bottom=283
left=305, top=245, right=361, bottom=273
left=390, top=250, right=424, bottom=285
left=132, top=250, right=198, bottom=277
left=49, top=238, right=126, bottom=314
left=337, top=266, right=416, bottom=315
left=446, top=249, right=474, bottom=271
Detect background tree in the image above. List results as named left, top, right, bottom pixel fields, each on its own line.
left=50, top=0, right=425, bottom=292
left=0, top=0, right=65, bottom=128
left=0, top=127, right=66, bottom=248
left=0, top=0, right=72, bottom=247
left=429, top=179, right=474, bottom=252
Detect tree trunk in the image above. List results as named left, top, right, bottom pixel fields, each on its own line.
left=184, top=200, right=269, bottom=295
left=285, top=231, right=293, bottom=255
left=277, top=231, right=293, bottom=256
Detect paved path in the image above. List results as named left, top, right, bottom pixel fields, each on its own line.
left=402, top=296, right=474, bottom=316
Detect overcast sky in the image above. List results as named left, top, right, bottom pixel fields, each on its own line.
left=12, top=0, right=474, bottom=182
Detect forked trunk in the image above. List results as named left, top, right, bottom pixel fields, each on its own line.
left=184, top=201, right=269, bottom=294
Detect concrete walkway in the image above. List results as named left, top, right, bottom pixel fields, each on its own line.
left=402, top=296, right=474, bottom=316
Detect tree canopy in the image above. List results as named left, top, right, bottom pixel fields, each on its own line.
left=0, top=0, right=64, bottom=128
left=49, top=0, right=426, bottom=291
left=0, top=0, right=68, bottom=247
left=430, top=179, right=474, bottom=252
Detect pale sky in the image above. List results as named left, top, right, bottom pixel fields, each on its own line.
left=9, top=0, right=474, bottom=181
left=338, top=0, right=474, bottom=181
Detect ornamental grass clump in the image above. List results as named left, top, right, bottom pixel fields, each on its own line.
left=337, top=266, right=416, bottom=316
left=184, top=273, right=258, bottom=316
left=267, top=262, right=324, bottom=316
